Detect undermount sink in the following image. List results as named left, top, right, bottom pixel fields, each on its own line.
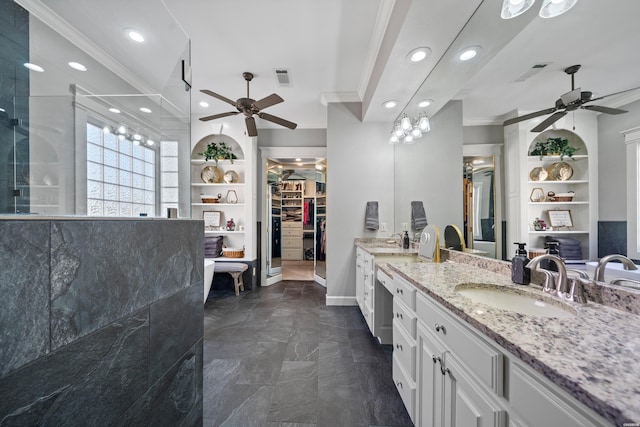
left=455, top=283, right=577, bottom=318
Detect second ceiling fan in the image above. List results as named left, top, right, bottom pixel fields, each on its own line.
left=199, top=72, right=297, bottom=137
left=504, top=65, right=639, bottom=132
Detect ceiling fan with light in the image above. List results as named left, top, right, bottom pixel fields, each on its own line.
left=504, top=65, right=640, bottom=132
left=199, top=72, right=297, bottom=137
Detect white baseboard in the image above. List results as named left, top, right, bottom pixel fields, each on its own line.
left=326, top=296, right=358, bottom=306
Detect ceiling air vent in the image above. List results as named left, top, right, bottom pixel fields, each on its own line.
left=274, top=69, right=292, bottom=87
left=514, top=63, right=550, bottom=82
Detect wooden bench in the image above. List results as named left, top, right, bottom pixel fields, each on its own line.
left=214, top=262, right=248, bottom=296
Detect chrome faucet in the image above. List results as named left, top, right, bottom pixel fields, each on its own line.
left=528, top=254, right=568, bottom=297
left=566, top=269, right=589, bottom=279
left=389, top=232, right=403, bottom=246
left=593, top=254, right=637, bottom=282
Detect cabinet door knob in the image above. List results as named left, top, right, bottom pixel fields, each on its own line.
left=396, top=381, right=403, bottom=389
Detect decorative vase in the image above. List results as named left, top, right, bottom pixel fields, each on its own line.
left=226, top=190, right=238, bottom=204
left=226, top=218, right=235, bottom=231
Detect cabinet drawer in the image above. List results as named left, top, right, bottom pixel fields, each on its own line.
left=282, top=249, right=302, bottom=259
left=376, top=268, right=394, bottom=294
left=393, top=275, right=416, bottom=311
left=393, top=298, right=416, bottom=338
left=416, top=293, right=504, bottom=396
left=510, top=362, right=602, bottom=427
left=416, top=292, right=503, bottom=396
left=393, top=319, right=416, bottom=379
left=393, top=353, right=416, bottom=423
left=282, top=221, right=302, bottom=228
left=282, top=228, right=301, bottom=237
left=282, top=237, right=302, bottom=248
left=362, top=252, right=374, bottom=271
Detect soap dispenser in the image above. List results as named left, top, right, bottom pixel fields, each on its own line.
left=402, top=230, right=410, bottom=250
left=511, top=242, right=531, bottom=285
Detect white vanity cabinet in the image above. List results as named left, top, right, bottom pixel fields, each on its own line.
left=410, top=290, right=609, bottom=427
left=415, top=292, right=506, bottom=427
left=355, top=247, right=374, bottom=331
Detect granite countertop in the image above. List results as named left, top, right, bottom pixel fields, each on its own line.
left=355, top=238, right=419, bottom=255
left=374, top=258, right=640, bottom=426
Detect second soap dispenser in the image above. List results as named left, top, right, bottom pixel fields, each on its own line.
left=511, top=242, right=531, bottom=285
left=402, top=230, right=410, bottom=250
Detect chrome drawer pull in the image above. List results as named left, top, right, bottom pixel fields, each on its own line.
left=396, top=313, right=403, bottom=319
left=435, top=324, right=446, bottom=334
left=397, top=381, right=403, bottom=389
left=396, top=288, right=404, bottom=295
left=432, top=355, right=441, bottom=364
left=396, top=343, right=403, bottom=351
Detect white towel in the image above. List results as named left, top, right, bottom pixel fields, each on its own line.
left=365, top=201, right=379, bottom=230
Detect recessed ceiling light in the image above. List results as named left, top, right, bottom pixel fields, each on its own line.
left=24, top=63, right=44, bottom=72
left=68, top=62, right=87, bottom=71
left=140, top=107, right=152, bottom=113
left=199, top=101, right=210, bottom=108
left=109, top=108, right=121, bottom=114
left=418, top=99, right=434, bottom=108
left=407, top=47, right=432, bottom=63
left=383, top=100, right=398, bottom=109
left=147, top=139, right=155, bottom=146
left=102, top=126, right=111, bottom=134
left=117, top=125, right=126, bottom=134
left=133, top=134, right=142, bottom=140
left=458, top=46, right=482, bottom=61
left=126, top=29, right=145, bottom=43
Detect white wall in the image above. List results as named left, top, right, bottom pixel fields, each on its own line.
left=394, top=100, right=464, bottom=234
left=598, top=99, right=640, bottom=221
left=326, top=102, right=395, bottom=305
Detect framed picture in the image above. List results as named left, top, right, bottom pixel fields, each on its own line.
left=547, top=209, right=573, bottom=228
left=203, top=211, right=221, bottom=228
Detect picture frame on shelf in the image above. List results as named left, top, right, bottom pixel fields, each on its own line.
left=203, top=211, right=222, bottom=229
left=547, top=209, right=573, bottom=228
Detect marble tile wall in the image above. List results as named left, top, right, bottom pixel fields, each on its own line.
left=0, top=218, right=203, bottom=425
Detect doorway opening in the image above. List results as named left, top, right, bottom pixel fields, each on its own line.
left=264, top=153, right=327, bottom=286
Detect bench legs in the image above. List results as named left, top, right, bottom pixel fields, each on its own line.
left=228, top=271, right=245, bottom=296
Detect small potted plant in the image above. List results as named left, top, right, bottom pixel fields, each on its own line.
left=198, top=141, right=238, bottom=165
left=530, top=137, right=579, bottom=161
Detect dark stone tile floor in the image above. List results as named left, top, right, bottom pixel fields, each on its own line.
left=203, top=281, right=413, bottom=427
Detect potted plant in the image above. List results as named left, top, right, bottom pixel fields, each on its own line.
left=529, top=137, right=579, bottom=161
left=198, top=141, right=238, bottom=165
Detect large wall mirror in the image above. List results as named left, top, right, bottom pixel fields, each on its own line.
left=464, top=144, right=503, bottom=259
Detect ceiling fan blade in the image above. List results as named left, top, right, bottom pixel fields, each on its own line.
left=245, top=116, right=258, bottom=137
left=583, top=105, right=628, bottom=115
left=503, top=107, right=557, bottom=127
left=200, top=89, right=237, bottom=107
left=258, top=112, right=297, bottom=130
left=253, top=94, right=284, bottom=111
left=588, top=86, right=640, bottom=103
left=531, top=111, right=567, bottom=132
left=199, top=111, right=239, bottom=122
